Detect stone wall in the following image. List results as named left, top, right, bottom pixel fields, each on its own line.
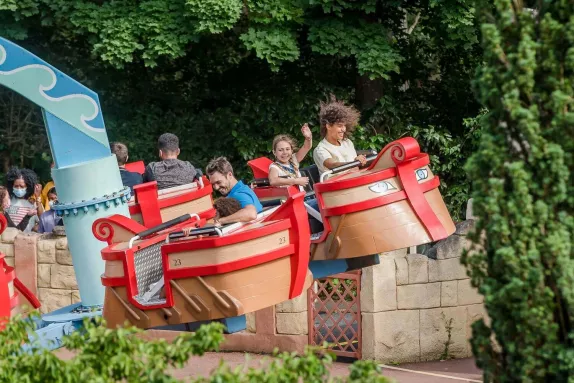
left=245, top=291, right=309, bottom=336
left=361, top=220, right=486, bottom=363
left=1, top=228, right=79, bottom=314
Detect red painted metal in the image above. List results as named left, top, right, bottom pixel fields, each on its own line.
left=124, top=161, right=146, bottom=175
left=308, top=271, right=362, bottom=359
left=0, top=214, right=41, bottom=330
left=128, top=176, right=216, bottom=227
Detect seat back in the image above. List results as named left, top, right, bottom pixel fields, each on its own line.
left=125, top=161, right=145, bottom=175
left=248, top=157, right=273, bottom=178
left=300, top=164, right=320, bottom=190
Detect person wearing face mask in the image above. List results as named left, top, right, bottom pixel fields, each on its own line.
left=38, top=187, right=62, bottom=234
left=312, top=96, right=367, bottom=178
left=4, top=167, right=43, bottom=232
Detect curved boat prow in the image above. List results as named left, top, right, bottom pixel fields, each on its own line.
left=100, top=192, right=313, bottom=329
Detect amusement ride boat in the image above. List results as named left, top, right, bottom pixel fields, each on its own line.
left=93, top=192, right=312, bottom=329
left=249, top=137, right=456, bottom=261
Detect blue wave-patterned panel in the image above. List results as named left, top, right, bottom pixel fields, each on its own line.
left=0, top=38, right=109, bottom=147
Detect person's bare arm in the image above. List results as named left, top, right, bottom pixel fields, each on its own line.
left=269, top=166, right=308, bottom=187
left=295, top=123, right=313, bottom=163
left=323, top=155, right=367, bottom=170
left=217, top=204, right=258, bottom=225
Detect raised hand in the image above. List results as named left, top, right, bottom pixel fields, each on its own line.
left=301, top=123, right=312, bottom=140
left=34, top=184, right=42, bottom=197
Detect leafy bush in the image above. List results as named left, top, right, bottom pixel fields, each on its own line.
left=0, top=313, right=391, bottom=382
left=462, top=0, right=574, bottom=381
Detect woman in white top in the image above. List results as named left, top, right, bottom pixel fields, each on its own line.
left=312, top=97, right=368, bottom=176
left=268, top=124, right=313, bottom=189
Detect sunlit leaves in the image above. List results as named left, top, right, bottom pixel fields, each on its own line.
left=185, top=0, right=242, bottom=34
left=240, top=27, right=300, bottom=71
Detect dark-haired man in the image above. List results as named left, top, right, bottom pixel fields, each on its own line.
left=143, top=133, right=201, bottom=190
left=110, top=142, right=143, bottom=193
left=206, top=157, right=262, bottom=225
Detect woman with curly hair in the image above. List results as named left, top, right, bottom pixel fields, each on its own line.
left=312, top=96, right=367, bottom=177
left=4, top=167, right=43, bottom=232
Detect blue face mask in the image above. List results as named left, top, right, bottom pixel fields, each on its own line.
left=13, top=188, right=27, bottom=198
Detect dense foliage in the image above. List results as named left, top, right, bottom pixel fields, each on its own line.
left=0, top=0, right=485, bottom=218
left=0, top=314, right=390, bottom=382
left=462, top=0, right=574, bottom=381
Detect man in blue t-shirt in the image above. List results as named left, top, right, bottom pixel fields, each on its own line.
left=206, top=157, right=263, bottom=226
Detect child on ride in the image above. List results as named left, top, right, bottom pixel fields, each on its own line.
left=269, top=125, right=321, bottom=212
left=313, top=96, right=367, bottom=177
left=268, top=124, right=312, bottom=189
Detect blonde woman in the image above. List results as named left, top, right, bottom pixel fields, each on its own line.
left=268, top=124, right=312, bottom=188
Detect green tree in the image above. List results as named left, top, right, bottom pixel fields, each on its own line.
left=462, top=0, right=574, bottom=381
left=0, top=0, right=485, bottom=217
left=0, top=314, right=390, bottom=382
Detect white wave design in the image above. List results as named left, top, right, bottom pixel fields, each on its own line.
left=0, top=44, right=104, bottom=133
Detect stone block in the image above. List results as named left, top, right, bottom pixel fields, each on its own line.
left=50, top=264, right=78, bottom=289
left=362, top=310, right=420, bottom=363
left=4, top=256, right=14, bottom=267
left=55, top=237, right=68, bottom=250
left=361, top=258, right=397, bottom=313
left=428, top=258, right=468, bottom=282
left=458, top=279, right=483, bottom=305
left=455, top=220, right=476, bottom=236
left=395, top=258, right=408, bottom=285
left=441, top=281, right=458, bottom=307
left=407, top=254, right=428, bottom=284
left=420, top=307, right=470, bottom=361
left=381, top=248, right=408, bottom=259
left=0, top=243, right=14, bottom=258
left=71, top=290, right=81, bottom=304
left=435, top=235, right=472, bottom=260
left=56, top=249, right=73, bottom=265
left=397, top=283, right=440, bottom=309
left=276, top=293, right=307, bottom=313
left=245, top=312, right=256, bottom=333
left=1, top=227, right=19, bottom=244
left=276, top=312, right=307, bottom=335
left=39, top=288, right=72, bottom=314
left=37, top=239, right=56, bottom=263
left=38, top=264, right=51, bottom=288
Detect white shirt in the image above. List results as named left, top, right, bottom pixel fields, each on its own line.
left=313, top=138, right=358, bottom=176
left=269, top=155, right=304, bottom=191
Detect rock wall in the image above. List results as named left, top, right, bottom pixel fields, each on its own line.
left=361, top=220, right=486, bottom=363
left=245, top=291, right=309, bottom=336
left=1, top=228, right=79, bottom=314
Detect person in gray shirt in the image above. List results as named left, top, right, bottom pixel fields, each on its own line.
left=143, top=133, right=202, bottom=190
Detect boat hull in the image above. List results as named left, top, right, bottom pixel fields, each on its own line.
left=103, top=261, right=313, bottom=329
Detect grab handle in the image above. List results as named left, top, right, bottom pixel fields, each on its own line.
left=167, top=225, right=223, bottom=242
left=320, top=155, right=378, bottom=183
left=129, top=214, right=198, bottom=248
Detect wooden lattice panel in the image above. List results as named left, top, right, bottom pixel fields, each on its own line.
left=308, top=271, right=361, bottom=359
